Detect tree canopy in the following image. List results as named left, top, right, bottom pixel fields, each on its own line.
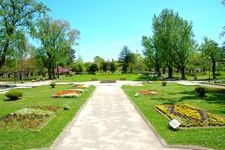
left=32, top=17, right=80, bottom=79
left=0, top=0, right=48, bottom=70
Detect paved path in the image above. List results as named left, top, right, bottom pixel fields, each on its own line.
left=53, top=84, right=179, bottom=150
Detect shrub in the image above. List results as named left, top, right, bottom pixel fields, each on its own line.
left=120, top=78, right=126, bottom=81
left=162, top=81, right=167, bottom=86
left=195, top=87, right=206, bottom=97
left=5, top=90, right=23, bottom=100
left=100, top=80, right=116, bottom=83
left=50, top=82, right=56, bottom=88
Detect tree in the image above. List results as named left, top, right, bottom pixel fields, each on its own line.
left=142, top=36, right=161, bottom=76
left=200, top=37, right=222, bottom=79
left=87, top=63, right=98, bottom=74
left=67, top=48, right=76, bottom=65
left=13, top=31, right=33, bottom=83
left=171, top=18, right=195, bottom=79
left=102, top=60, right=110, bottom=73
left=151, top=9, right=194, bottom=79
left=33, top=17, right=80, bottom=79
left=109, top=59, right=116, bottom=73
left=70, top=55, right=84, bottom=74
left=118, top=46, right=135, bottom=73
left=0, top=0, right=48, bottom=70
left=133, top=53, right=146, bottom=73
left=94, top=56, right=104, bottom=72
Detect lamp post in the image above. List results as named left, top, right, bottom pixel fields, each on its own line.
left=208, top=57, right=211, bottom=82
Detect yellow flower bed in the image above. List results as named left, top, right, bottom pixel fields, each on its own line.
left=155, top=104, right=225, bottom=128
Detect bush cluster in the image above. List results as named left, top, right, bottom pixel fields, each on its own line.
left=195, top=87, right=206, bottom=97
left=5, top=90, right=23, bottom=100
left=162, top=81, right=167, bottom=86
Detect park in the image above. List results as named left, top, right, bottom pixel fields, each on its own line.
left=0, top=0, right=225, bottom=150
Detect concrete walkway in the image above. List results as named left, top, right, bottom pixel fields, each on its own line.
left=53, top=84, right=179, bottom=150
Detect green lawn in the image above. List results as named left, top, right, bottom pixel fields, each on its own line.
left=122, top=82, right=225, bottom=149
left=57, top=73, right=155, bottom=82
left=0, top=84, right=95, bottom=150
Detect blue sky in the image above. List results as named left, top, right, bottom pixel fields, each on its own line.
left=40, top=0, right=225, bottom=62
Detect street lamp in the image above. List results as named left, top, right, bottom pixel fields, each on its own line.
left=208, top=56, right=211, bottom=82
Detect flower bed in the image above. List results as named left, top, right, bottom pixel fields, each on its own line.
left=138, top=90, right=157, bottom=95
left=51, top=90, right=80, bottom=98
left=30, top=106, right=61, bottom=112
left=155, top=104, right=225, bottom=127
left=72, top=84, right=85, bottom=89
left=0, top=108, right=55, bottom=130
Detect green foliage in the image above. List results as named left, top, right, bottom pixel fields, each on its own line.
left=195, top=87, right=206, bottom=97
left=143, top=9, right=194, bottom=79
left=0, top=0, right=48, bottom=70
left=5, top=90, right=23, bottom=100
left=94, top=56, right=105, bottom=72
left=118, top=46, right=136, bottom=73
left=162, top=81, right=167, bottom=86
left=142, top=36, right=161, bottom=77
left=33, top=17, right=80, bottom=79
left=200, top=37, right=222, bottom=79
left=87, top=63, right=99, bottom=74
left=50, top=82, right=56, bottom=88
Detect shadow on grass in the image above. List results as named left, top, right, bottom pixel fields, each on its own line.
left=176, top=89, right=225, bottom=105
left=137, top=75, right=159, bottom=81
left=4, top=98, right=21, bottom=102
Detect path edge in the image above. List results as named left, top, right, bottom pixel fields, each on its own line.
left=49, top=86, right=97, bottom=150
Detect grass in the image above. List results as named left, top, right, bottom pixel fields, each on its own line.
left=0, top=84, right=95, bottom=150
left=122, top=82, right=225, bottom=149
left=57, top=73, right=156, bottom=82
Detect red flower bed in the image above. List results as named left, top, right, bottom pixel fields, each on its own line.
left=52, top=90, right=81, bottom=98
left=138, top=90, right=157, bottom=95
left=56, top=90, right=80, bottom=95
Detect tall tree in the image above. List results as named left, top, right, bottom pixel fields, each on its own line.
left=200, top=37, right=222, bottom=79
left=142, top=36, right=161, bottom=77
left=151, top=9, right=194, bottom=79
left=172, top=18, right=195, bottom=79
left=118, top=46, right=135, bottom=73
left=0, top=0, right=48, bottom=70
left=13, top=31, right=33, bottom=83
left=32, top=17, right=80, bottom=79
left=152, top=9, right=174, bottom=78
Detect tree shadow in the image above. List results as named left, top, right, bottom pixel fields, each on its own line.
left=137, top=75, right=159, bottom=81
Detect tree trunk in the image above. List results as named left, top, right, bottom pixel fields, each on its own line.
left=168, top=66, right=173, bottom=78
left=57, top=67, right=59, bottom=79
left=48, top=67, right=52, bottom=80
left=52, top=68, right=56, bottom=79
left=155, top=63, right=161, bottom=77
left=180, top=67, right=186, bottom=80
left=0, top=39, right=10, bottom=70
left=212, top=60, right=216, bottom=79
